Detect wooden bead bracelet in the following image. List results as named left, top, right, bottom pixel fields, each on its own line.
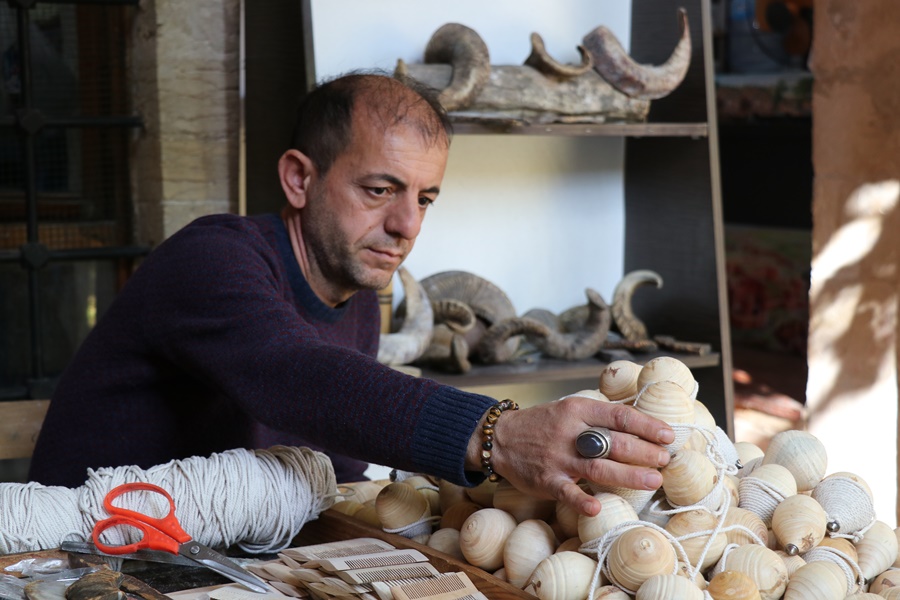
left=480, top=399, right=519, bottom=482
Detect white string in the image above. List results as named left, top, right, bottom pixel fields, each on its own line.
left=0, top=446, right=337, bottom=554
left=0, top=482, right=84, bottom=555
left=670, top=425, right=733, bottom=573
left=708, top=542, right=740, bottom=579
left=382, top=514, right=439, bottom=539
left=580, top=519, right=691, bottom=599
left=617, top=379, right=700, bottom=405
left=811, top=475, right=877, bottom=542
left=800, top=545, right=866, bottom=592
left=736, top=455, right=764, bottom=478
left=586, top=484, right=656, bottom=515
left=737, top=476, right=788, bottom=527
left=577, top=387, right=738, bottom=599
left=626, top=381, right=698, bottom=454
left=718, top=522, right=768, bottom=547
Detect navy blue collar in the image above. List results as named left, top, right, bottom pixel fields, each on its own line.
left=266, top=213, right=348, bottom=324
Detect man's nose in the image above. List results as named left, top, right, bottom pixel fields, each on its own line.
left=385, top=195, right=423, bottom=240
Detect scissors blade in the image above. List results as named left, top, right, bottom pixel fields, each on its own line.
left=60, top=540, right=198, bottom=567
left=179, top=542, right=269, bottom=594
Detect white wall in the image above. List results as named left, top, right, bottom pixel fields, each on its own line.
left=310, top=1, right=630, bottom=315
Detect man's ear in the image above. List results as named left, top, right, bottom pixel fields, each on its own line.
left=278, top=149, right=316, bottom=209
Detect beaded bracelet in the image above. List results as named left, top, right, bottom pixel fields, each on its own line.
left=480, top=399, right=519, bottom=482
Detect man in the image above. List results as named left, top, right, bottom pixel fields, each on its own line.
left=29, top=72, right=673, bottom=517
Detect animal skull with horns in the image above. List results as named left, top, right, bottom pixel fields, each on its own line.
left=395, top=8, right=692, bottom=123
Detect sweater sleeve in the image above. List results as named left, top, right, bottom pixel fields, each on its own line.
left=135, top=218, right=496, bottom=485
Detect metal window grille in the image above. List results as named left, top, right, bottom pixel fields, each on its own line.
left=0, top=0, right=145, bottom=400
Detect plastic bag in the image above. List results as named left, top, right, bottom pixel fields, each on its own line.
left=0, top=574, right=26, bottom=600
left=2, top=558, right=66, bottom=577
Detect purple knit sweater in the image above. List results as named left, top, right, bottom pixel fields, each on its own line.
left=28, top=213, right=495, bottom=488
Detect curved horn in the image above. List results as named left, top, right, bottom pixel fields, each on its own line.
left=524, top=32, right=593, bottom=79
left=582, top=8, right=691, bottom=100
left=415, top=324, right=472, bottom=374
left=522, top=307, right=562, bottom=330
left=611, top=269, right=664, bottom=341
left=558, top=304, right=588, bottom=334
left=475, top=317, right=551, bottom=365
left=420, top=271, right=517, bottom=325
left=528, top=289, right=612, bottom=360
left=377, top=267, right=434, bottom=366
left=424, top=23, right=491, bottom=111
left=432, top=298, right=476, bottom=334
left=420, top=271, right=520, bottom=361
left=394, top=58, right=410, bottom=78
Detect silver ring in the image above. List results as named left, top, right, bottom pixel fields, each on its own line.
left=576, top=427, right=612, bottom=459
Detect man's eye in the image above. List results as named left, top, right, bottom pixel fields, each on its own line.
left=419, top=197, right=435, bottom=208
left=370, top=187, right=390, bottom=196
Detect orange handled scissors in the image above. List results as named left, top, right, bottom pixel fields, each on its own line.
left=92, top=482, right=268, bottom=593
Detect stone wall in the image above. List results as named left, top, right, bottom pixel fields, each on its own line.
left=808, top=1, right=900, bottom=524
left=130, top=0, right=241, bottom=246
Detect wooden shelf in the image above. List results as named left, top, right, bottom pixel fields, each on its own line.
left=418, top=350, right=721, bottom=389
left=450, top=120, right=709, bottom=138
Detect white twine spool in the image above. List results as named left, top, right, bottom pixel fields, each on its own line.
left=0, top=446, right=337, bottom=555
left=0, top=482, right=83, bottom=555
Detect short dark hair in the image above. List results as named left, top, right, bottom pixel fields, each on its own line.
left=290, top=70, right=453, bottom=175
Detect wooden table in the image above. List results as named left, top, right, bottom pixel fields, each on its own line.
left=294, top=510, right=535, bottom=599
left=1, top=510, right=535, bottom=598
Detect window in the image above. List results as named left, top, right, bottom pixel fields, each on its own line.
left=0, top=0, right=145, bottom=400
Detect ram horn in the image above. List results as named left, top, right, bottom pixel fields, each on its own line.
left=522, top=307, right=560, bottom=330
left=377, top=267, right=434, bottom=366
left=415, top=324, right=472, bottom=374
left=558, top=304, right=587, bottom=333
left=418, top=270, right=520, bottom=362
left=556, top=302, right=659, bottom=351
left=422, top=22, right=491, bottom=110
left=420, top=271, right=517, bottom=325
left=475, top=317, right=551, bottom=365
left=523, top=32, right=593, bottom=79
left=612, top=269, right=663, bottom=341
left=528, top=288, right=612, bottom=360
left=432, top=298, right=477, bottom=334
left=582, top=8, right=691, bottom=100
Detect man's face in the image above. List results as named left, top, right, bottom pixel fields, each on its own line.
left=300, top=109, right=449, bottom=302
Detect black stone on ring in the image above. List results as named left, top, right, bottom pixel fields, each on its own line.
left=576, top=427, right=613, bottom=459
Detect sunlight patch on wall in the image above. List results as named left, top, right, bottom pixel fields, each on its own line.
left=808, top=179, right=900, bottom=404
left=810, top=180, right=899, bottom=290
left=807, top=283, right=862, bottom=403
left=807, top=179, right=900, bottom=526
